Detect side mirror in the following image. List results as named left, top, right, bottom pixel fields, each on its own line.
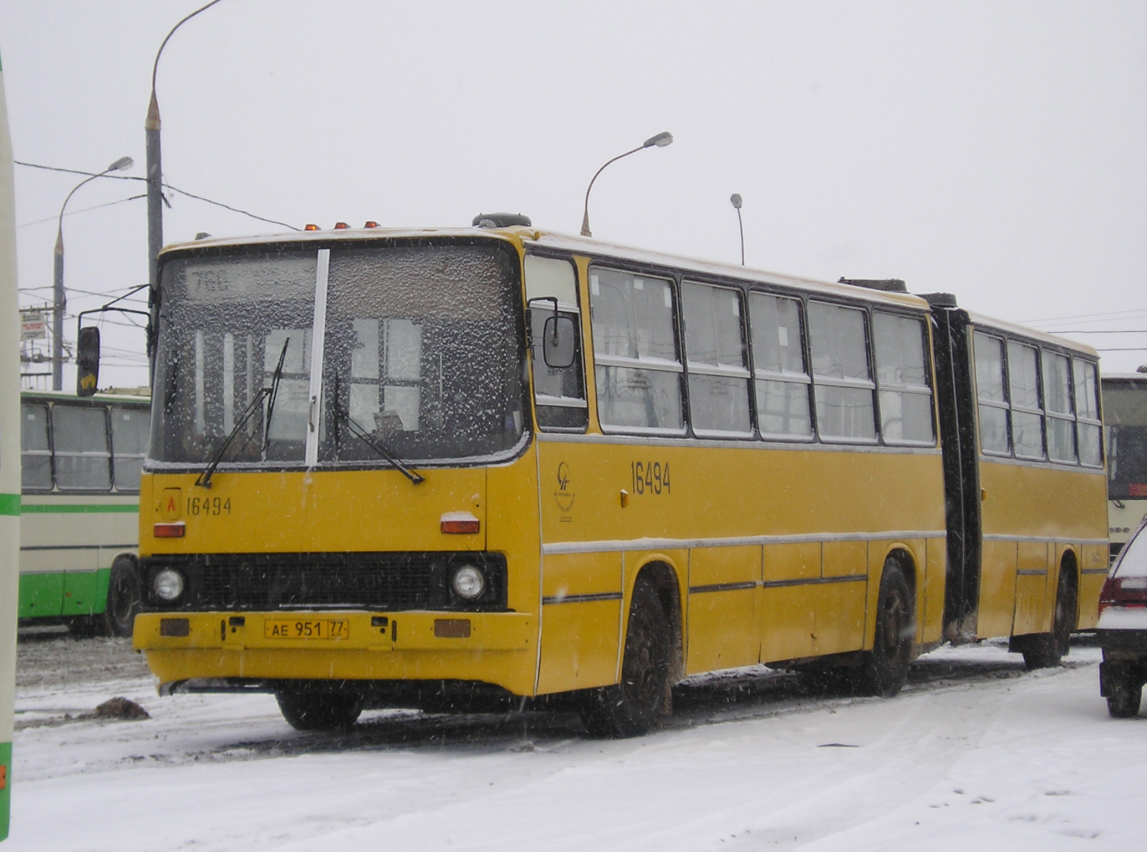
left=76, top=326, right=100, bottom=397
left=542, top=315, right=577, bottom=369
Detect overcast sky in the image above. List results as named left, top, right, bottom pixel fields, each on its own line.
left=1, top=0, right=1145, bottom=388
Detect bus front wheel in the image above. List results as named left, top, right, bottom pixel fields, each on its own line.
left=104, top=557, right=141, bottom=638
left=276, top=687, right=363, bottom=731
left=858, top=561, right=913, bottom=697
left=580, top=576, right=671, bottom=737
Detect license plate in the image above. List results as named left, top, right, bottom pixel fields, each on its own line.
left=264, top=618, right=349, bottom=640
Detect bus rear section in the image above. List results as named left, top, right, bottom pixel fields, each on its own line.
left=926, top=295, right=1108, bottom=667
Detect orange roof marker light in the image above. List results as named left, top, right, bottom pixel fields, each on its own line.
left=364, top=221, right=380, bottom=229
left=334, top=222, right=350, bottom=230
left=304, top=224, right=319, bottom=231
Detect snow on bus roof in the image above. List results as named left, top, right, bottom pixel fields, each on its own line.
left=158, top=226, right=507, bottom=254
left=162, top=224, right=930, bottom=312
left=20, top=388, right=150, bottom=402
left=964, top=310, right=1100, bottom=358
left=526, top=232, right=930, bottom=310
left=165, top=224, right=1105, bottom=347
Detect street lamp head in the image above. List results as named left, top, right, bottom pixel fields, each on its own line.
left=730, top=193, right=742, bottom=210
left=580, top=131, right=675, bottom=237
left=108, top=156, right=134, bottom=173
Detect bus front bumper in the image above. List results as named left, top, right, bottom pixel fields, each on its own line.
left=133, top=610, right=536, bottom=694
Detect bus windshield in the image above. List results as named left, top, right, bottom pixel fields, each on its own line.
left=150, top=240, right=526, bottom=469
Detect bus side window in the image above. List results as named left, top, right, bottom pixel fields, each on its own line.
left=681, top=281, right=752, bottom=437
left=807, top=301, right=876, bottom=441
left=20, top=403, right=52, bottom=491
left=748, top=291, right=811, bottom=439
left=1074, top=359, right=1103, bottom=467
left=525, top=255, right=587, bottom=432
left=873, top=312, right=935, bottom=445
left=111, top=406, right=149, bottom=492
left=589, top=267, right=683, bottom=433
left=1008, top=341, right=1044, bottom=460
left=51, top=404, right=111, bottom=491
left=1043, top=351, right=1076, bottom=463
left=973, top=332, right=1009, bottom=455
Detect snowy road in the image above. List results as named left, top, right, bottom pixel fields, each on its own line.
left=4, top=634, right=1143, bottom=851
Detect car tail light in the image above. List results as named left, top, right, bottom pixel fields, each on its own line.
left=154, top=522, right=185, bottom=538
left=1099, top=576, right=1147, bottom=614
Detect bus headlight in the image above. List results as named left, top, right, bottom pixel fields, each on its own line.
left=153, top=568, right=185, bottom=602
left=451, top=565, right=486, bottom=601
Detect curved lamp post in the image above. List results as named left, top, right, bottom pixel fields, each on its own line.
left=146, top=1, right=223, bottom=316
left=579, top=131, right=673, bottom=238
left=52, top=156, right=134, bottom=390
left=730, top=193, right=744, bottom=266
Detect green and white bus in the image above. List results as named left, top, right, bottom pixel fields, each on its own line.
left=1, top=46, right=21, bottom=842
left=19, top=390, right=149, bottom=636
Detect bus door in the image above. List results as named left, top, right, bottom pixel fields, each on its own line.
left=526, top=254, right=616, bottom=694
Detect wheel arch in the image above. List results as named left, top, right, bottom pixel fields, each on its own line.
left=627, top=558, right=685, bottom=684
left=110, top=551, right=139, bottom=572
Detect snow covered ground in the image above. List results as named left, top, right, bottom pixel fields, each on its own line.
left=4, top=634, right=1143, bottom=851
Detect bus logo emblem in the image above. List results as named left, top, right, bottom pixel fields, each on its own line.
left=555, top=463, right=575, bottom=518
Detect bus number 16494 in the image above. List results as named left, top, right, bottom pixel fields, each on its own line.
left=632, top=461, right=671, bottom=496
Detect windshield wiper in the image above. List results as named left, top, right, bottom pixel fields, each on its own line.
left=262, top=338, right=290, bottom=452
left=195, top=338, right=289, bottom=489
left=333, top=400, right=425, bottom=485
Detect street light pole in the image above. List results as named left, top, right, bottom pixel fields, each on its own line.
left=579, top=131, right=673, bottom=238
left=146, top=1, right=224, bottom=365
left=52, top=156, right=134, bottom=390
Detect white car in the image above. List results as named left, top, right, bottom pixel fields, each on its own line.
left=1098, top=519, right=1147, bottom=717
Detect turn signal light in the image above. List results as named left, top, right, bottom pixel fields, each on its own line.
left=153, top=522, right=186, bottom=538
left=440, top=512, right=480, bottom=535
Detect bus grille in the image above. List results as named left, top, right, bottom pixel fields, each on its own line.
left=139, top=552, right=506, bottom=612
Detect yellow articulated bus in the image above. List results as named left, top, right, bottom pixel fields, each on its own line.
left=129, top=216, right=1107, bottom=735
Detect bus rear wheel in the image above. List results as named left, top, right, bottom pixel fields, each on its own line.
left=276, top=687, right=363, bottom=731
left=580, top=577, right=671, bottom=738
left=857, top=561, right=913, bottom=697
left=1021, top=568, right=1076, bottom=670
